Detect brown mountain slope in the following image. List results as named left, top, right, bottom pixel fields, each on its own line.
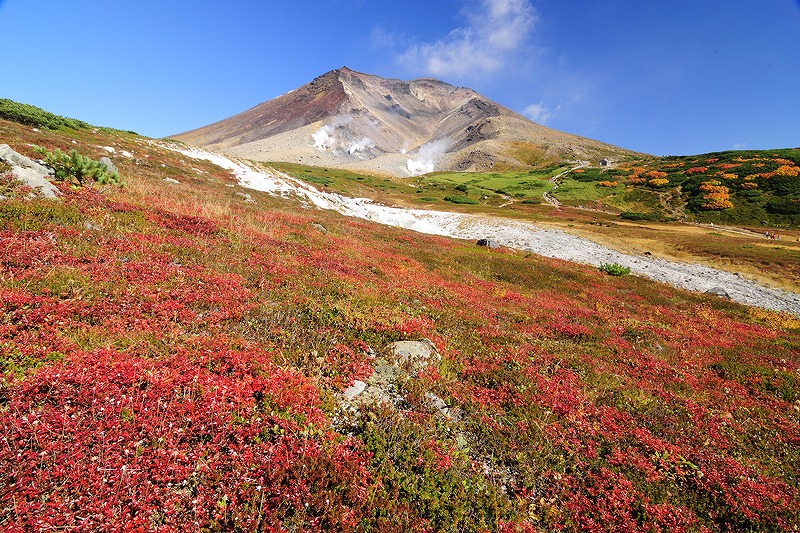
left=173, top=67, right=640, bottom=176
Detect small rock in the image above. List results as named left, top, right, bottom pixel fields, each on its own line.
left=477, top=238, right=500, bottom=249
left=163, top=178, right=180, bottom=184
left=343, top=380, right=367, bottom=400
left=706, top=286, right=731, bottom=299
left=311, top=222, right=327, bottom=234
left=425, top=391, right=449, bottom=416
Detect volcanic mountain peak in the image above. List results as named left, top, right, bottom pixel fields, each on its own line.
left=174, top=67, right=637, bottom=177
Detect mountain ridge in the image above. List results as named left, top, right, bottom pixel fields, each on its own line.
left=173, top=67, right=640, bottom=176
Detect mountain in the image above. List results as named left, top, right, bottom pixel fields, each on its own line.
left=173, top=67, right=639, bottom=176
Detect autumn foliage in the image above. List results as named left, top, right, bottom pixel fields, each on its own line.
left=1, top=121, right=799, bottom=532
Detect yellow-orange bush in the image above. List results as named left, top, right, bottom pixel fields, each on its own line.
left=648, top=178, right=670, bottom=188
left=739, top=181, right=759, bottom=189
left=699, top=180, right=724, bottom=192
left=597, top=181, right=617, bottom=187
left=643, top=170, right=668, bottom=180
left=775, top=165, right=800, bottom=177
left=702, top=197, right=734, bottom=210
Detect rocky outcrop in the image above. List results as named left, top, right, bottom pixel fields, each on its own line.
left=337, top=339, right=456, bottom=422
left=0, top=144, right=60, bottom=199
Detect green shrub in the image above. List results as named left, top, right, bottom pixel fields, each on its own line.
left=443, top=195, right=479, bottom=205
left=0, top=98, right=90, bottom=130
left=765, top=197, right=800, bottom=215
left=620, top=211, right=674, bottom=222
left=34, top=146, right=121, bottom=187
left=599, top=262, right=631, bottom=276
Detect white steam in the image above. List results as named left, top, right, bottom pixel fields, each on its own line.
left=406, top=139, right=450, bottom=176
left=312, top=114, right=376, bottom=156
left=312, top=115, right=353, bottom=151
left=347, top=137, right=376, bottom=154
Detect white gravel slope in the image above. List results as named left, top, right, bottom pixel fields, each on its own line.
left=174, top=145, right=800, bottom=316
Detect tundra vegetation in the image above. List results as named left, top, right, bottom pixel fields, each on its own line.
left=1, top=106, right=799, bottom=532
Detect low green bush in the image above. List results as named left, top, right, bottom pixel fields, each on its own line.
left=599, top=262, right=631, bottom=276
left=34, top=146, right=121, bottom=187
left=0, top=98, right=90, bottom=130
left=443, top=195, right=479, bottom=205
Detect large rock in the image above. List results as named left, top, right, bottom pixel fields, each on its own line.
left=477, top=238, right=500, bottom=249
left=0, top=144, right=60, bottom=199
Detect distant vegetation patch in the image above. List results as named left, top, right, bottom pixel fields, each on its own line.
left=620, top=211, right=675, bottom=222
left=425, top=167, right=562, bottom=199
left=0, top=98, right=91, bottom=130
left=443, top=195, right=479, bottom=205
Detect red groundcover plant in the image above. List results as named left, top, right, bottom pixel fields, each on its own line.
left=0, top=134, right=799, bottom=532
left=1, top=346, right=375, bottom=532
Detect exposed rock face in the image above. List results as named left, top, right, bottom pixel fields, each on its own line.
left=173, top=67, right=639, bottom=177
left=0, top=144, right=60, bottom=199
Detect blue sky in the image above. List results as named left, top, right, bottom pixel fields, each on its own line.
left=1, top=0, right=798, bottom=156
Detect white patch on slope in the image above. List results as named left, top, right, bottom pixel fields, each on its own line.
left=170, top=144, right=800, bottom=316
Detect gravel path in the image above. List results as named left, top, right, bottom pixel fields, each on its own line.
left=175, top=145, right=800, bottom=316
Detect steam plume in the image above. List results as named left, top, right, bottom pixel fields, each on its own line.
left=406, top=139, right=450, bottom=176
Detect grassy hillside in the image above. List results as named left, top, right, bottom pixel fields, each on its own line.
left=1, top=111, right=800, bottom=531
left=552, top=150, right=800, bottom=227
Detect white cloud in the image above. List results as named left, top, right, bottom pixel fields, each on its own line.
left=398, top=0, right=537, bottom=79
left=523, top=101, right=559, bottom=124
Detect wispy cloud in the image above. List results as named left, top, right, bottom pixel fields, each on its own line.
left=523, top=101, right=559, bottom=125
left=398, top=0, right=537, bottom=79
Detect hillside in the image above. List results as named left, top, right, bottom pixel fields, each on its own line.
left=2, top=108, right=800, bottom=531
left=546, top=150, right=800, bottom=228
left=173, top=67, right=638, bottom=177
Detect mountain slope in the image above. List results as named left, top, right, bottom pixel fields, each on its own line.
left=174, top=67, right=639, bottom=176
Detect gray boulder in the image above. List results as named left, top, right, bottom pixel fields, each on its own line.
left=98, top=156, right=118, bottom=174
left=0, top=144, right=60, bottom=199
left=477, top=238, right=500, bottom=249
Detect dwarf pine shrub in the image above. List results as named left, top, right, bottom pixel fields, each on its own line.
left=599, top=262, right=631, bottom=276
left=34, top=146, right=121, bottom=186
